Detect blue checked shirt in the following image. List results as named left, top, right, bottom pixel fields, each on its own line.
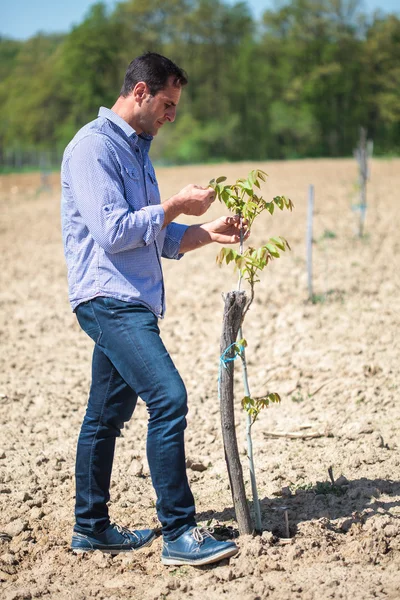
left=61, top=107, right=188, bottom=317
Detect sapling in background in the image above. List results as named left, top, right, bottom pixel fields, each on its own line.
left=210, top=170, right=293, bottom=533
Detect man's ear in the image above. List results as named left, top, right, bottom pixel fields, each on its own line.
left=133, top=81, right=149, bottom=105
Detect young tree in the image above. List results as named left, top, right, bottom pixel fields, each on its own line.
left=211, top=170, right=293, bottom=533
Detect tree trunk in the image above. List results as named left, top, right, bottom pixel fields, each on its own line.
left=219, top=291, right=253, bottom=535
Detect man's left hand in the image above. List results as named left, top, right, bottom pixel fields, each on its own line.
left=203, top=215, right=250, bottom=245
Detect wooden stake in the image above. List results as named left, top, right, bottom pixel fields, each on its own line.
left=307, top=184, right=314, bottom=301
left=354, top=127, right=369, bottom=237
left=219, top=291, right=253, bottom=535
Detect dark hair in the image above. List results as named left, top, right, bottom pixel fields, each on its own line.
left=120, top=52, right=188, bottom=97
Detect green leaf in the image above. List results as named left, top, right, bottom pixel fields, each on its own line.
left=225, top=249, right=235, bottom=265
left=216, top=248, right=226, bottom=265
left=257, top=170, right=267, bottom=182
left=216, top=176, right=227, bottom=183
left=273, top=196, right=284, bottom=210
left=248, top=170, right=257, bottom=186
left=221, top=189, right=230, bottom=203
left=265, top=243, right=280, bottom=257
left=269, top=393, right=281, bottom=403
left=269, top=236, right=286, bottom=251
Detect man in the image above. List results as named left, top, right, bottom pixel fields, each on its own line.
left=61, top=52, right=245, bottom=566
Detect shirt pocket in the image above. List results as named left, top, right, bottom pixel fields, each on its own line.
left=122, top=165, right=143, bottom=210
left=124, top=165, right=140, bottom=181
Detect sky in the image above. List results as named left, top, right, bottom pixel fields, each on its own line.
left=1, top=0, right=399, bottom=40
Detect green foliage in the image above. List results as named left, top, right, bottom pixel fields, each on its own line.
left=291, top=391, right=305, bottom=403
left=310, top=293, right=326, bottom=304
left=214, top=168, right=291, bottom=438
left=1, top=0, right=399, bottom=159
left=242, top=393, right=281, bottom=424
left=210, top=169, right=293, bottom=227
left=314, top=480, right=346, bottom=497
left=216, top=238, right=291, bottom=286
left=210, top=170, right=293, bottom=291
left=320, top=229, right=337, bottom=240
left=292, top=479, right=345, bottom=497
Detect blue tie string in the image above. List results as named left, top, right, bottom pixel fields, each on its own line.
left=218, top=341, right=244, bottom=400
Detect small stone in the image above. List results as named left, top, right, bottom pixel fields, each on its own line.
left=372, top=433, right=384, bottom=448
left=128, top=459, right=143, bottom=477
left=0, top=553, right=17, bottom=565
left=126, top=494, right=139, bottom=504
left=15, top=492, right=32, bottom=503
left=91, top=550, right=111, bottom=568
left=4, top=519, right=28, bottom=537
left=314, top=494, right=326, bottom=503
left=383, top=525, right=399, bottom=538
left=348, top=488, right=361, bottom=500
left=349, top=456, right=361, bottom=469
left=335, top=475, right=349, bottom=487
left=0, top=450, right=6, bottom=459
left=281, top=486, right=292, bottom=498
left=30, top=507, right=45, bottom=520
left=166, top=578, right=181, bottom=590
left=216, top=567, right=235, bottom=582
left=357, top=423, right=374, bottom=435
left=186, top=458, right=207, bottom=472
left=261, top=531, right=275, bottom=545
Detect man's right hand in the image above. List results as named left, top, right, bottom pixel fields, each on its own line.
left=174, top=184, right=216, bottom=216
left=162, top=184, right=215, bottom=227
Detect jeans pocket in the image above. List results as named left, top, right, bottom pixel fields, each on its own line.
left=101, top=296, right=128, bottom=316
left=76, top=301, right=102, bottom=344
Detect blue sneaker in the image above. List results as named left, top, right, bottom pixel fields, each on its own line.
left=71, top=523, right=156, bottom=554
left=162, top=527, right=238, bottom=566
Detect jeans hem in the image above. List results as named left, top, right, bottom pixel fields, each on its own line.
left=163, top=521, right=197, bottom=542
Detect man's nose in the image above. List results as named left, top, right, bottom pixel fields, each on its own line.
left=165, top=106, right=176, bottom=122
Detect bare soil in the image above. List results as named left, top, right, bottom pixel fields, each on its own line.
left=1, top=159, right=399, bottom=600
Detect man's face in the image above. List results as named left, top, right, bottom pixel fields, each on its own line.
left=136, top=76, right=181, bottom=136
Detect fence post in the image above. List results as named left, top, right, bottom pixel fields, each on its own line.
left=307, top=184, right=314, bottom=301
left=353, top=127, right=371, bottom=237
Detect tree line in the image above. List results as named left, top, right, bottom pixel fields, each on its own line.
left=0, top=0, right=399, bottom=165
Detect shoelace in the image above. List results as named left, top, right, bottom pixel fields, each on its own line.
left=113, top=524, right=139, bottom=540
left=192, top=527, right=216, bottom=544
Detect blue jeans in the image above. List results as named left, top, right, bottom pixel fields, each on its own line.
left=74, top=297, right=196, bottom=541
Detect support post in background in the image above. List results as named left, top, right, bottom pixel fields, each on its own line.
left=307, top=184, right=314, bottom=302
left=38, top=151, right=52, bottom=194
left=353, top=127, right=371, bottom=238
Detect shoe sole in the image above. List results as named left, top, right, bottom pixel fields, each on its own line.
left=161, top=546, right=238, bottom=566
left=71, top=534, right=156, bottom=555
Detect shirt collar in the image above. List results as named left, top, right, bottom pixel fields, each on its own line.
left=98, top=106, right=153, bottom=154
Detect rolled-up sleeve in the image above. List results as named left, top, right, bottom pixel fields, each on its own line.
left=67, top=134, right=164, bottom=254
left=162, top=222, right=189, bottom=259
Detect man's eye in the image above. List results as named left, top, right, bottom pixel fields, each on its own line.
left=165, top=104, right=171, bottom=109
